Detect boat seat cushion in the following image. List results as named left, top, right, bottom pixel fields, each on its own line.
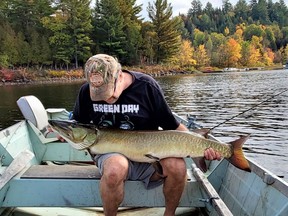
left=17, top=95, right=49, bottom=132
left=17, top=96, right=61, bottom=141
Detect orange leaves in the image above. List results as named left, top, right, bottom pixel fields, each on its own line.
left=227, top=38, right=242, bottom=64
left=173, top=40, right=196, bottom=68
left=219, top=38, right=242, bottom=67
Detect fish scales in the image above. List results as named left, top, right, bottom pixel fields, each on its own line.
left=48, top=120, right=251, bottom=172
left=89, top=129, right=233, bottom=162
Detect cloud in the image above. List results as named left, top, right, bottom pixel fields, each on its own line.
left=136, top=0, right=224, bottom=20
left=136, top=0, right=288, bottom=20
left=92, top=0, right=288, bottom=21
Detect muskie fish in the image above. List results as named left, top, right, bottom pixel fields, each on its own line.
left=48, top=120, right=251, bottom=172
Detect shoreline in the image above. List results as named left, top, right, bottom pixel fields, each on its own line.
left=0, top=70, right=197, bottom=87
left=0, top=77, right=87, bottom=87
left=1, top=66, right=286, bottom=87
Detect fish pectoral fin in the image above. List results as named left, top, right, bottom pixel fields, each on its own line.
left=145, top=154, right=160, bottom=161
left=152, top=161, right=166, bottom=178
left=145, top=155, right=166, bottom=178
left=193, top=157, right=207, bottom=172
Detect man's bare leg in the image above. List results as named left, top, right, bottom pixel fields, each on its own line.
left=100, top=155, right=129, bottom=216
left=161, top=158, right=187, bottom=216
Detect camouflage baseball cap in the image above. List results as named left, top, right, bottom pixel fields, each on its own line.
left=85, top=54, right=120, bottom=101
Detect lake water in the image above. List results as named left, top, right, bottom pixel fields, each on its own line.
left=0, top=70, right=287, bottom=181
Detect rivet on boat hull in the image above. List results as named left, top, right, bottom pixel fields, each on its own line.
left=263, top=172, right=276, bottom=185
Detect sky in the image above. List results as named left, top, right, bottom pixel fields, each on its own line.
left=136, top=0, right=222, bottom=19
left=136, top=0, right=288, bottom=20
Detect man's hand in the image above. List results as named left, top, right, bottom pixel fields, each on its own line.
left=204, top=147, right=221, bottom=161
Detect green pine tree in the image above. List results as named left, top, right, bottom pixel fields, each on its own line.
left=148, top=0, right=182, bottom=63
left=61, top=0, right=93, bottom=68
left=118, top=0, right=143, bottom=65
left=93, top=0, right=127, bottom=61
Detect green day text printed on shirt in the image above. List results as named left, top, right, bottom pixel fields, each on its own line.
left=93, top=104, right=140, bottom=114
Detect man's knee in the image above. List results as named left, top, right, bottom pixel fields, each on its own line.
left=102, top=155, right=129, bottom=186
left=161, top=158, right=186, bottom=177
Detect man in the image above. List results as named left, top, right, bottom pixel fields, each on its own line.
left=72, top=54, right=221, bottom=216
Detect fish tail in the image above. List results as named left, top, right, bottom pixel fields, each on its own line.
left=228, top=135, right=251, bottom=172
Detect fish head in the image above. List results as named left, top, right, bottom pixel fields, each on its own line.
left=48, top=120, right=98, bottom=150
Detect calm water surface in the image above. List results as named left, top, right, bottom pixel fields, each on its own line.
left=0, top=70, right=287, bottom=181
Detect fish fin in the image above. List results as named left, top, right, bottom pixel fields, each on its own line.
left=193, top=157, right=207, bottom=172
left=145, top=154, right=160, bottom=161
left=146, top=155, right=166, bottom=178
left=192, top=128, right=210, bottom=138
left=228, top=135, right=251, bottom=172
left=152, top=161, right=166, bottom=178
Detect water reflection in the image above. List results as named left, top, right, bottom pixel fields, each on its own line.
left=157, top=70, right=288, bottom=180
left=0, top=81, right=84, bottom=129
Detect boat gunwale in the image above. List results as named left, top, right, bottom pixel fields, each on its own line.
left=247, top=158, right=288, bottom=197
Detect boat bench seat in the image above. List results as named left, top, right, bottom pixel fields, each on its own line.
left=0, top=165, right=202, bottom=208
left=21, top=164, right=103, bottom=179
left=21, top=164, right=194, bottom=180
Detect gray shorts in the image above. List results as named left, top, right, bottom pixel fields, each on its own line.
left=94, top=153, right=164, bottom=189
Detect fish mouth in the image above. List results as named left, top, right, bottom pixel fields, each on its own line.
left=48, top=119, right=75, bottom=140
left=48, top=120, right=97, bottom=150
left=49, top=120, right=97, bottom=130
left=48, top=119, right=74, bottom=130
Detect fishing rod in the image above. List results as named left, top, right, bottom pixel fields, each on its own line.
left=208, top=88, right=288, bottom=132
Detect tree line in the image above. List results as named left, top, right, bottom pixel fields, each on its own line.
left=0, top=0, right=288, bottom=72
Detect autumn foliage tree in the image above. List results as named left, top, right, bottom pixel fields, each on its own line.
left=220, top=38, right=242, bottom=67
left=247, top=44, right=262, bottom=67
left=284, top=45, right=288, bottom=63
left=172, top=39, right=196, bottom=68
left=194, top=44, right=210, bottom=68
left=262, top=48, right=275, bottom=66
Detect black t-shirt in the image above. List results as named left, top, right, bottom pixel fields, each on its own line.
left=72, top=70, right=180, bottom=130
